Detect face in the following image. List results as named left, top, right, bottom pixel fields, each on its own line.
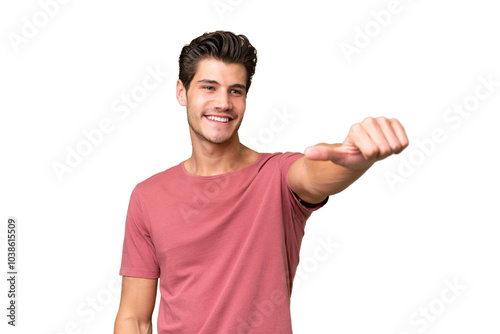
left=176, top=58, right=248, bottom=145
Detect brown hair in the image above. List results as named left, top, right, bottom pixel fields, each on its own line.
left=179, top=31, right=257, bottom=95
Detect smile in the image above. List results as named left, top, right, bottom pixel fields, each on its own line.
left=205, top=115, right=231, bottom=123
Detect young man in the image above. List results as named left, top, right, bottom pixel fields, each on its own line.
left=114, top=31, right=408, bottom=334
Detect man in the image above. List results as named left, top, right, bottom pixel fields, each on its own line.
left=114, top=31, right=408, bottom=334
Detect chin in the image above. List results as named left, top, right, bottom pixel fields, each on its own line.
left=208, top=137, right=231, bottom=145
left=206, top=132, right=237, bottom=145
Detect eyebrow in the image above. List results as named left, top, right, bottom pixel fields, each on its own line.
left=197, top=79, right=247, bottom=91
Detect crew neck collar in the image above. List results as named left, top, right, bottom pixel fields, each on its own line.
left=180, top=153, right=264, bottom=179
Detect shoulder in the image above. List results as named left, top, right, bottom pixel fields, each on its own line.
left=134, top=162, right=183, bottom=193
left=275, top=151, right=305, bottom=170
left=254, top=152, right=305, bottom=178
left=260, top=151, right=303, bottom=164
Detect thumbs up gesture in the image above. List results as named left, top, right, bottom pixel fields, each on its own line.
left=304, top=117, right=409, bottom=170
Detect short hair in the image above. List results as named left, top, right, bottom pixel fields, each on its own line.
left=178, top=31, right=257, bottom=95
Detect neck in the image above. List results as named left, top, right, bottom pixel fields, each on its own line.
left=184, top=132, right=259, bottom=176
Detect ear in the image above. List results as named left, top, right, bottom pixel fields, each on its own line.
left=176, top=79, right=187, bottom=106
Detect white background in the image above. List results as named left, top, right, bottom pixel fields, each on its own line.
left=1, top=0, right=499, bottom=333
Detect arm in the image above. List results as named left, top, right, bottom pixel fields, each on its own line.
left=288, top=117, right=409, bottom=203
left=114, top=276, right=158, bottom=334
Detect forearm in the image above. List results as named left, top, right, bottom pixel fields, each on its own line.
left=291, top=154, right=371, bottom=203
left=115, top=276, right=158, bottom=334
left=114, top=317, right=153, bottom=334
left=307, top=158, right=370, bottom=195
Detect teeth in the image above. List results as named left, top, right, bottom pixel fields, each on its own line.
left=207, top=116, right=230, bottom=123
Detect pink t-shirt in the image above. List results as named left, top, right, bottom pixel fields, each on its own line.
left=119, top=152, right=329, bottom=333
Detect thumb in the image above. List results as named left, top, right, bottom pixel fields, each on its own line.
left=304, top=143, right=344, bottom=162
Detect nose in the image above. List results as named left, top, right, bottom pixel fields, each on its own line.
left=213, top=91, right=231, bottom=111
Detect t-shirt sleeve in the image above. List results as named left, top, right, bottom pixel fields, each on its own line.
left=279, top=152, right=329, bottom=221
left=119, top=185, right=160, bottom=278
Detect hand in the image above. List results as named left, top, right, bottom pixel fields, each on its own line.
left=304, top=117, right=409, bottom=170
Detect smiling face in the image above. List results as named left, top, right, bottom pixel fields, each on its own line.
left=176, top=58, right=248, bottom=145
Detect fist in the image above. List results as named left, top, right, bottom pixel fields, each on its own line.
left=304, top=117, right=409, bottom=170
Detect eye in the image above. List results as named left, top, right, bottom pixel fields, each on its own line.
left=203, top=86, right=215, bottom=91
left=231, top=89, right=243, bottom=95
